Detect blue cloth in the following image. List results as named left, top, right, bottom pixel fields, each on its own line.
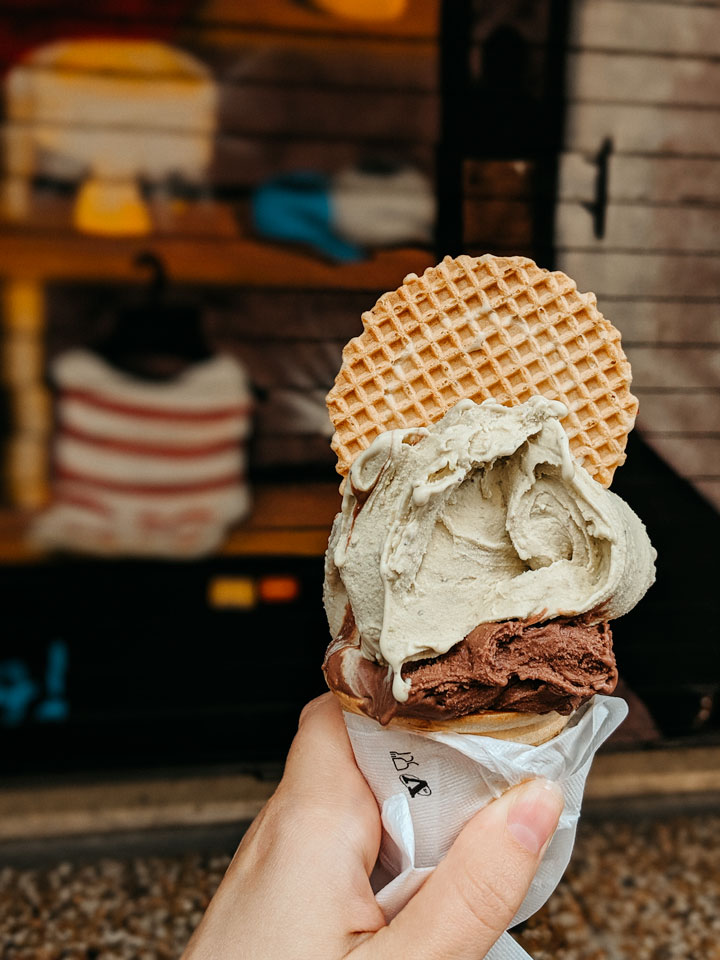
left=251, top=172, right=364, bottom=263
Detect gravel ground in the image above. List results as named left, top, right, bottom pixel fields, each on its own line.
left=512, top=814, right=720, bottom=960
left=1, top=814, right=719, bottom=959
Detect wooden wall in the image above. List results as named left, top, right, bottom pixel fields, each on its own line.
left=555, top=0, right=720, bottom=510
left=0, top=0, right=442, bottom=506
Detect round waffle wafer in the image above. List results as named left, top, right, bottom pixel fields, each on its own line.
left=327, top=254, right=637, bottom=487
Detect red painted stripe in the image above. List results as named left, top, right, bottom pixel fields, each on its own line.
left=62, top=389, right=251, bottom=423
left=55, top=467, right=244, bottom=497
left=58, top=424, right=244, bottom=459
left=54, top=491, right=112, bottom=516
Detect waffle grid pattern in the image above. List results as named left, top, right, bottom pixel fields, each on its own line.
left=327, top=255, right=638, bottom=487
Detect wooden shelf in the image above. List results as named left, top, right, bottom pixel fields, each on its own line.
left=0, top=228, right=435, bottom=289
left=198, top=0, right=440, bottom=40
left=223, top=480, right=340, bottom=556
left=0, top=481, right=341, bottom=563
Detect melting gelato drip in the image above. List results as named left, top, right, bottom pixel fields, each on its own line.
left=324, top=607, right=617, bottom=723
left=323, top=397, right=656, bottom=703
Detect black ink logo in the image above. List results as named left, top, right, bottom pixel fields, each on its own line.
left=399, top=774, right=432, bottom=798
left=390, top=750, right=418, bottom=771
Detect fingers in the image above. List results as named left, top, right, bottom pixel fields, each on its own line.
left=275, top=694, right=386, bottom=941
left=285, top=693, right=357, bottom=787
left=358, top=778, right=564, bottom=960
left=278, top=694, right=382, bottom=874
left=185, top=695, right=385, bottom=960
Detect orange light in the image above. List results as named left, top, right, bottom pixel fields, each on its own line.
left=208, top=577, right=256, bottom=609
left=259, top=576, right=300, bottom=604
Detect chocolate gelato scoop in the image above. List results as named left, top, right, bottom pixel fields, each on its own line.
left=324, top=608, right=617, bottom=726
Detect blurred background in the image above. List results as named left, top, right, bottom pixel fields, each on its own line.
left=0, top=0, right=718, bottom=957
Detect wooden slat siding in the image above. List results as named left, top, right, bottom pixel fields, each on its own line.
left=1, top=33, right=439, bottom=195
left=258, top=389, right=332, bottom=437
left=638, top=435, right=720, bottom=476
left=46, top=286, right=371, bottom=347
left=695, top=480, right=720, bottom=506
left=601, top=300, right=720, bottom=343
left=570, top=1, right=720, bottom=57
left=556, top=204, right=720, bottom=252
left=7, top=39, right=437, bottom=92
left=228, top=341, right=343, bottom=392
left=211, top=138, right=435, bottom=186
left=4, top=88, right=438, bottom=143
left=252, top=432, right=335, bottom=467
left=561, top=3, right=720, bottom=507
left=624, top=346, right=720, bottom=388
left=0, top=143, right=435, bottom=191
left=559, top=155, right=720, bottom=205
left=223, top=84, right=438, bottom=141
left=635, top=392, right=720, bottom=434
left=206, top=290, right=370, bottom=341
left=230, top=88, right=442, bottom=141
left=621, top=0, right=720, bottom=6
left=0, top=234, right=436, bottom=287
left=559, top=252, right=720, bottom=297
left=565, top=103, right=720, bottom=154
left=567, top=51, right=720, bottom=106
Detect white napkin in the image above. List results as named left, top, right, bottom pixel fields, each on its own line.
left=344, top=694, right=627, bottom=960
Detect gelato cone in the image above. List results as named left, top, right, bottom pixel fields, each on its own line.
left=333, top=690, right=570, bottom=745
left=321, top=254, right=656, bottom=741
left=318, top=256, right=655, bottom=945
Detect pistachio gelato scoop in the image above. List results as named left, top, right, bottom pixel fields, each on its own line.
left=323, top=397, right=656, bottom=702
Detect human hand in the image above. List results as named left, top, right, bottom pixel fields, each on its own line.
left=183, top=693, right=564, bottom=960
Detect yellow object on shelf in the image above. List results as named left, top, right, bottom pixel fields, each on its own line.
left=208, top=577, right=257, bottom=610
left=74, top=178, right=152, bottom=236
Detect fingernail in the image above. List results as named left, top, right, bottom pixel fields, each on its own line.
left=507, top=779, right=564, bottom=855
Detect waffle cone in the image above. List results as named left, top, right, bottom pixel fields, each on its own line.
left=327, top=254, right=637, bottom=487
left=333, top=690, right=570, bottom=746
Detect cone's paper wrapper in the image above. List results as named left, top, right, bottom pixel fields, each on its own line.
left=344, top=695, right=627, bottom=960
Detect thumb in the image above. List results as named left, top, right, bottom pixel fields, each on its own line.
left=358, top=778, right=564, bottom=960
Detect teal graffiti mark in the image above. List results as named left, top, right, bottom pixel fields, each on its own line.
left=0, top=660, right=38, bottom=726
left=35, top=639, right=69, bottom=722
left=0, top=639, right=69, bottom=726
